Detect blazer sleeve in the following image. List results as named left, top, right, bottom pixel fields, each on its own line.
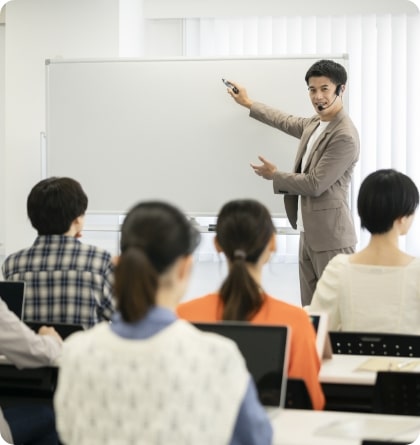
left=272, top=130, right=359, bottom=197
left=250, top=102, right=313, bottom=139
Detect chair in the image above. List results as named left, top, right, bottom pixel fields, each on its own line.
left=285, top=378, right=313, bottom=410
left=372, top=371, right=420, bottom=415
left=329, top=332, right=420, bottom=357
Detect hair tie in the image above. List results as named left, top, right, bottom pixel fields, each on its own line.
left=233, top=249, right=246, bottom=261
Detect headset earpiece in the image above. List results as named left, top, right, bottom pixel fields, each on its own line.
left=335, top=84, right=342, bottom=96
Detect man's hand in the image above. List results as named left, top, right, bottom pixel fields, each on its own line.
left=38, top=326, right=63, bottom=343
left=226, top=81, right=254, bottom=109
left=250, top=156, right=278, bottom=180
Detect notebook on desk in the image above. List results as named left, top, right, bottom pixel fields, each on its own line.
left=193, top=321, right=290, bottom=408
left=0, top=280, right=26, bottom=319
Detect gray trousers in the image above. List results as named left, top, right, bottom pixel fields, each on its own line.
left=298, top=232, right=354, bottom=307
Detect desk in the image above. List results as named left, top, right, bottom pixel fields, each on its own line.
left=271, top=409, right=420, bottom=445
left=320, top=355, right=420, bottom=412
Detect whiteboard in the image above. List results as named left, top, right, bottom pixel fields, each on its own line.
left=46, top=56, right=347, bottom=216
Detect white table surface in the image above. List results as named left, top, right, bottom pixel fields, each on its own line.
left=271, top=408, right=420, bottom=445
left=320, top=354, right=420, bottom=385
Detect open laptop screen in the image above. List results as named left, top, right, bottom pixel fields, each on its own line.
left=193, top=321, right=289, bottom=407
left=0, top=280, right=25, bottom=319
left=307, top=311, right=332, bottom=359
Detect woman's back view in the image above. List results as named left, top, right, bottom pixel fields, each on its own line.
left=309, top=169, right=420, bottom=333
left=177, top=199, right=325, bottom=410
left=54, top=201, right=272, bottom=445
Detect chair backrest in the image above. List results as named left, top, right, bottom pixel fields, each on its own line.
left=329, top=332, right=420, bottom=357
left=0, top=281, right=26, bottom=319
left=372, top=371, right=420, bottom=415
left=285, top=378, right=313, bottom=410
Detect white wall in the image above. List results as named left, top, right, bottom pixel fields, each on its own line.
left=0, top=1, right=302, bottom=305
left=4, top=0, right=119, bottom=255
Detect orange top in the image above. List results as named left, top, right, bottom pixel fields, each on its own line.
left=177, top=293, right=325, bottom=410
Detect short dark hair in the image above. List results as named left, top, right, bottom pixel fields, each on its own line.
left=305, top=59, right=347, bottom=86
left=216, top=199, right=275, bottom=321
left=115, top=201, right=200, bottom=322
left=357, top=169, right=419, bottom=234
left=27, top=177, right=88, bottom=235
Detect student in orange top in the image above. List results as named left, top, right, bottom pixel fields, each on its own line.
left=177, top=199, right=325, bottom=410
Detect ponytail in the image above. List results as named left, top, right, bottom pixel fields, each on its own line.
left=215, top=199, right=275, bottom=321
left=116, top=201, right=200, bottom=323
left=220, top=254, right=263, bottom=321
left=114, top=247, right=158, bottom=322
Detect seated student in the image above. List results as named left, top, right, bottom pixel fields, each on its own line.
left=177, top=199, right=325, bottom=411
left=2, top=177, right=115, bottom=328
left=0, top=298, right=62, bottom=444
left=54, top=201, right=272, bottom=445
left=308, top=168, right=420, bottom=333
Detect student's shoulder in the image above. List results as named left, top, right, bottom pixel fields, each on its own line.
left=62, top=322, right=108, bottom=353
left=76, top=240, right=112, bottom=260
left=2, top=247, right=33, bottom=274
left=408, top=257, right=420, bottom=268
left=4, top=246, right=32, bottom=261
left=264, top=296, right=312, bottom=325
left=326, top=253, right=350, bottom=269
left=177, top=293, right=219, bottom=319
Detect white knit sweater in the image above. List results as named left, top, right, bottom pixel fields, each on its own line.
left=54, top=320, right=249, bottom=445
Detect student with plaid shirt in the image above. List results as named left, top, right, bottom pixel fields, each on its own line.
left=2, top=177, right=115, bottom=328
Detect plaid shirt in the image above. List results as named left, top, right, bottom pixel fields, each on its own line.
left=1, top=235, right=115, bottom=328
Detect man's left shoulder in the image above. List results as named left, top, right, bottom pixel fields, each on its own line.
left=333, top=110, right=358, bottom=133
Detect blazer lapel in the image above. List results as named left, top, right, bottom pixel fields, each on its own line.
left=304, top=131, right=328, bottom=172
left=303, top=109, right=346, bottom=172
left=294, top=120, right=319, bottom=172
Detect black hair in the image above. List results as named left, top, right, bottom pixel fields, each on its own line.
left=27, top=177, right=88, bottom=235
left=304, top=59, right=347, bottom=86
left=358, top=169, right=419, bottom=234
left=114, top=201, right=200, bottom=322
left=216, top=199, right=275, bottom=321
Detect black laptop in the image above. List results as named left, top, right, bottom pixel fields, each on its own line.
left=0, top=280, right=26, bottom=319
left=193, top=321, right=290, bottom=407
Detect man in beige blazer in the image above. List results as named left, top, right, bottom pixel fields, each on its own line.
left=226, top=60, right=360, bottom=306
